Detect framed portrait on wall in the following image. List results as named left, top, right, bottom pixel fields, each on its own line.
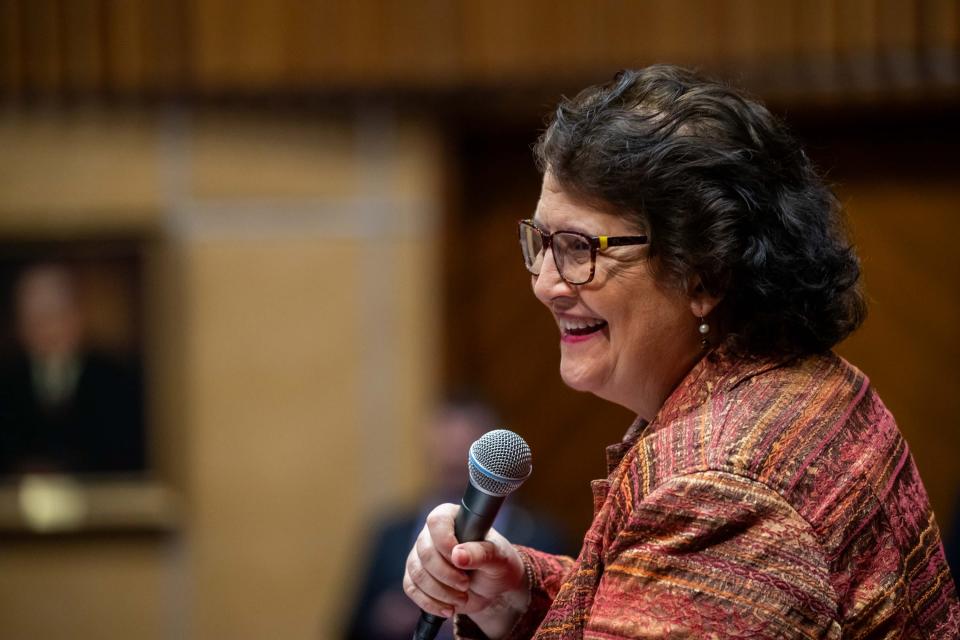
left=0, top=237, right=148, bottom=480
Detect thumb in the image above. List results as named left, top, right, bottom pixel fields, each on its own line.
left=451, top=541, right=500, bottom=570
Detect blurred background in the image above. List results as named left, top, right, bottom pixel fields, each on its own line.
left=0, top=1, right=958, bottom=638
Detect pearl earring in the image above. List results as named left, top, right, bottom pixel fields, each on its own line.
left=698, top=316, right=710, bottom=348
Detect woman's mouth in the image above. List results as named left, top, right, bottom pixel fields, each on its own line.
left=560, top=317, right=608, bottom=342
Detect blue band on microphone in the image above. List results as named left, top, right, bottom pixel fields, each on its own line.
left=468, top=449, right=532, bottom=483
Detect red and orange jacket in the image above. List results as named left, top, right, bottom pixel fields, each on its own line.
left=460, top=350, right=959, bottom=639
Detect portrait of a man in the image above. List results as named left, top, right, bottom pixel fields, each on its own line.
left=0, top=258, right=146, bottom=477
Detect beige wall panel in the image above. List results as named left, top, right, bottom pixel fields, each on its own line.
left=184, top=234, right=433, bottom=638
left=190, top=112, right=359, bottom=199
left=144, top=244, right=192, bottom=494
left=379, top=236, right=438, bottom=502
left=186, top=239, right=363, bottom=639
left=0, top=110, right=162, bottom=226
left=388, top=120, right=445, bottom=205
left=0, top=539, right=171, bottom=640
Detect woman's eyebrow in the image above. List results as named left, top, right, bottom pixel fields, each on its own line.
left=532, top=214, right=603, bottom=237
left=556, top=223, right=600, bottom=236
left=530, top=216, right=548, bottom=232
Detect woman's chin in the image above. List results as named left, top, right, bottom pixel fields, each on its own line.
left=559, top=362, right=601, bottom=394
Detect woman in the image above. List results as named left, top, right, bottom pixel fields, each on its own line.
left=404, top=66, right=960, bottom=639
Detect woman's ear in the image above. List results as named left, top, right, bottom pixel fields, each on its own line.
left=688, top=277, right=722, bottom=318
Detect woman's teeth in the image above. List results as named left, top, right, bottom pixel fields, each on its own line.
left=562, top=318, right=608, bottom=336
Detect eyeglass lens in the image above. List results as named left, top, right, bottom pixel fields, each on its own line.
left=519, top=223, right=593, bottom=284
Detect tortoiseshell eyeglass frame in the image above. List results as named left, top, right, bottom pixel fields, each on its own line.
left=518, top=219, right=649, bottom=285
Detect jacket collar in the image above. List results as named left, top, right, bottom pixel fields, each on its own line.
left=603, top=346, right=792, bottom=475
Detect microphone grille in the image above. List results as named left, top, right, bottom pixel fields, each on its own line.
left=468, top=429, right=532, bottom=497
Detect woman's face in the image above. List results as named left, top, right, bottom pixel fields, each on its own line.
left=531, top=173, right=706, bottom=420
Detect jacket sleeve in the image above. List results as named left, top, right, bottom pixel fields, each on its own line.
left=587, top=470, right=840, bottom=639
left=455, top=547, right=575, bottom=640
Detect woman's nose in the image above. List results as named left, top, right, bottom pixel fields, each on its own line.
left=532, top=247, right=575, bottom=303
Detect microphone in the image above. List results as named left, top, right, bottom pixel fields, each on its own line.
left=412, top=429, right=533, bottom=640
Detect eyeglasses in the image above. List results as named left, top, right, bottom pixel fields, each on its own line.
left=518, top=219, right=649, bottom=285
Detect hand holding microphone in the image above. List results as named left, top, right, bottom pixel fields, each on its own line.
left=405, top=429, right=533, bottom=640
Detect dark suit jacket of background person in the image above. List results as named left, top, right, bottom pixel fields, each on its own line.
left=344, top=502, right=571, bottom=640
left=0, top=350, right=145, bottom=476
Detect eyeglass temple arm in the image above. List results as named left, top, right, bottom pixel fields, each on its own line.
left=598, top=235, right=648, bottom=250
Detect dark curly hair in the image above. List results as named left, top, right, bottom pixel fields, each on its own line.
left=534, top=65, right=866, bottom=357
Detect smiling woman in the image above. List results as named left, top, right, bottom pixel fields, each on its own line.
left=404, top=65, right=960, bottom=639
left=524, top=180, right=709, bottom=423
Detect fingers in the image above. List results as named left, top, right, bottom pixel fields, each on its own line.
left=403, top=547, right=467, bottom=617
left=455, top=531, right=526, bottom=608
left=451, top=540, right=498, bottom=570
left=402, top=574, right=455, bottom=617
left=402, top=503, right=525, bottom=619
left=403, top=504, right=470, bottom=617
left=452, top=528, right=515, bottom=577
left=417, top=540, right=497, bottom=617
left=417, top=526, right=470, bottom=591
left=424, top=503, right=460, bottom=561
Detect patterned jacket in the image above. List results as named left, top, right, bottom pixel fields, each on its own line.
left=459, top=350, right=959, bottom=638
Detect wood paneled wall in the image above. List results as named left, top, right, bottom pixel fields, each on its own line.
left=1, top=0, right=957, bottom=97
left=0, top=106, right=443, bottom=639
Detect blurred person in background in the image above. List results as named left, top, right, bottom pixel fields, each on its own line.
left=0, top=263, right=144, bottom=476
left=404, top=66, right=960, bottom=638
left=345, top=391, right=568, bottom=640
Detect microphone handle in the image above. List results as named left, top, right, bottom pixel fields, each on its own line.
left=454, top=483, right=506, bottom=542
left=412, top=613, right=445, bottom=640
left=412, top=484, right=506, bottom=640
